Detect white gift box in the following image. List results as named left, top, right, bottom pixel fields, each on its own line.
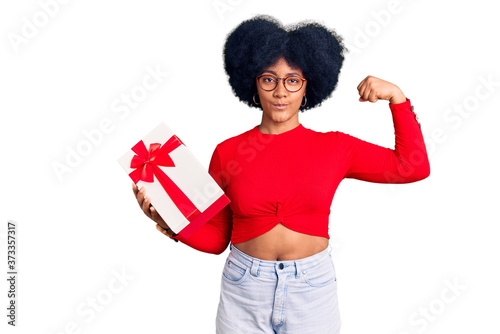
left=118, top=122, right=230, bottom=239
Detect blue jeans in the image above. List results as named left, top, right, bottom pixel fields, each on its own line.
left=216, top=244, right=341, bottom=334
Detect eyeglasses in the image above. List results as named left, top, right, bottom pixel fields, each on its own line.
left=256, top=74, right=306, bottom=92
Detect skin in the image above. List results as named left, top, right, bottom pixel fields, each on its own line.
left=132, top=57, right=407, bottom=260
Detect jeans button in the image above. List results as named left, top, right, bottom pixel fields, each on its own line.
left=279, top=263, right=284, bottom=270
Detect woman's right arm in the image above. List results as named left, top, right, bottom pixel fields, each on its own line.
left=132, top=145, right=233, bottom=255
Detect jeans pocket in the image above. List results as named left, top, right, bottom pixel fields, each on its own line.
left=222, top=259, right=250, bottom=285
left=303, top=258, right=337, bottom=288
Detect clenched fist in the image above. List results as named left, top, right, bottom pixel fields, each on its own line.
left=357, top=76, right=406, bottom=104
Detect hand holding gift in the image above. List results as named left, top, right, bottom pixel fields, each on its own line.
left=132, top=182, right=176, bottom=238
left=118, top=122, right=230, bottom=240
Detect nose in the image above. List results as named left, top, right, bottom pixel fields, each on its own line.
left=273, top=79, right=288, bottom=98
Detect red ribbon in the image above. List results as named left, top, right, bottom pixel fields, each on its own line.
left=129, top=136, right=201, bottom=223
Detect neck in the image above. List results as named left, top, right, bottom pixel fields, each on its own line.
left=258, top=116, right=300, bottom=135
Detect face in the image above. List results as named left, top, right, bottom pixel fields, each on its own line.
left=256, top=57, right=307, bottom=127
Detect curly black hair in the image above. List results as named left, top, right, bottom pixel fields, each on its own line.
left=223, top=15, right=348, bottom=111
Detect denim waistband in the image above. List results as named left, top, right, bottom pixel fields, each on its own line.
left=228, top=243, right=332, bottom=278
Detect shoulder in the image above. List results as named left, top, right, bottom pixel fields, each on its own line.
left=302, top=125, right=343, bottom=143
left=213, top=126, right=257, bottom=155
left=302, top=127, right=364, bottom=152
left=307, top=127, right=358, bottom=141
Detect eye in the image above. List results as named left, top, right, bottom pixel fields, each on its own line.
left=286, top=77, right=301, bottom=85
left=262, top=76, right=276, bottom=83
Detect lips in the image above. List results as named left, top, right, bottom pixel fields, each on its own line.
left=273, top=104, right=288, bottom=110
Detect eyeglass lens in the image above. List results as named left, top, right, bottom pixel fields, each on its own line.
left=258, top=75, right=303, bottom=92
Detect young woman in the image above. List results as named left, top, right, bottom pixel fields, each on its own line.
left=132, top=15, right=430, bottom=334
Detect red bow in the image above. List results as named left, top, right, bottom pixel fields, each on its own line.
left=129, top=136, right=201, bottom=222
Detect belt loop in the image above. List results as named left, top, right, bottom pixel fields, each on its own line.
left=294, top=260, right=301, bottom=279
left=250, top=259, right=260, bottom=277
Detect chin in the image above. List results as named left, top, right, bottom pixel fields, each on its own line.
left=271, top=114, right=294, bottom=123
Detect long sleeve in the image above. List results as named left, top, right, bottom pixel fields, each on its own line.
left=171, top=145, right=233, bottom=254
left=339, top=98, right=430, bottom=183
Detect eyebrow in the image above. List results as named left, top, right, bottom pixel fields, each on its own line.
left=262, top=70, right=302, bottom=76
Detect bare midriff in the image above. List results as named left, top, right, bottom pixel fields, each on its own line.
left=233, top=223, right=329, bottom=261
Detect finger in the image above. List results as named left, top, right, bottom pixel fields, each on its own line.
left=156, top=224, right=169, bottom=236
left=150, top=207, right=173, bottom=235
left=136, top=191, right=150, bottom=219
left=368, top=92, right=379, bottom=102
left=364, top=89, right=376, bottom=102
left=357, top=76, right=368, bottom=91
left=135, top=185, right=146, bottom=205
left=150, top=205, right=166, bottom=227
left=156, top=223, right=174, bottom=238
left=358, top=85, right=369, bottom=101
left=357, top=84, right=365, bottom=99
left=156, top=224, right=170, bottom=237
left=357, top=81, right=365, bottom=95
left=142, top=195, right=153, bottom=219
left=356, top=81, right=362, bottom=92
left=132, top=182, right=139, bottom=196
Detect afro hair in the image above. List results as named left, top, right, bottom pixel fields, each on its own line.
left=223, top=15, right=348, bottom=111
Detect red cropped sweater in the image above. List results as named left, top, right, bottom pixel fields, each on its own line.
left=172, top=99, right=430, bottom=254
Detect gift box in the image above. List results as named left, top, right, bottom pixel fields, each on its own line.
left=118, top=122, right=230, bottom=239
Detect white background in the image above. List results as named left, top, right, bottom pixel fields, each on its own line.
left=1, top=0, right=499, bottom=333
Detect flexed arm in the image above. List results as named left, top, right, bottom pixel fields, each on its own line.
left=338, top=76, right=430, bottom=183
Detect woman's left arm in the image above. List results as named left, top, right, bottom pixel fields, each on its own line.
left=339, top=75, right=430, bottom=183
